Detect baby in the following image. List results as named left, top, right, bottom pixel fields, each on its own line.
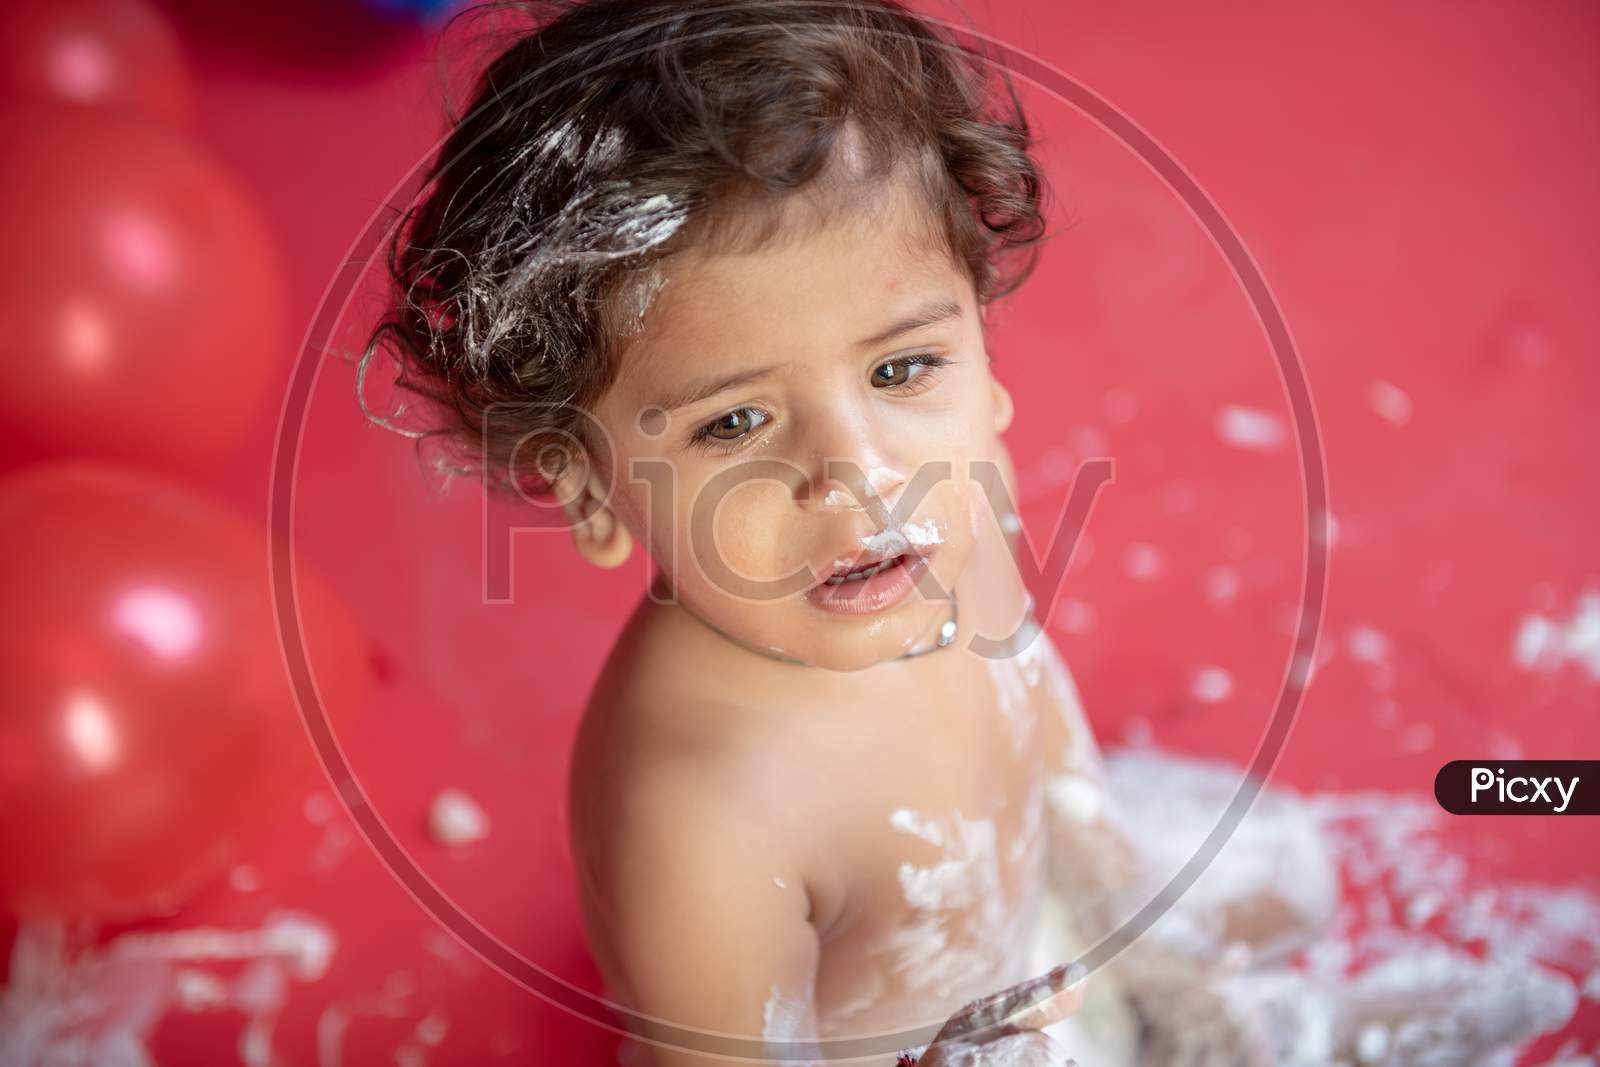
left=364, top=2, right=1576, bottom=1064
left=558, top=161, right=1140, bottom=1063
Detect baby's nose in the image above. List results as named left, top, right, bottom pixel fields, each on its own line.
left=811, top=461, right=906, bottom=511
left=862, top=463, right=907, bottom=506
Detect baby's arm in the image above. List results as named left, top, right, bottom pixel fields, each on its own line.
left=602, top=778, right=822, bottom=1067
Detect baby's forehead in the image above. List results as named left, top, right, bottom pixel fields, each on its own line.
left=634, top=186, right=965, bottom=340
left=625, top=241, right=967, bottom=375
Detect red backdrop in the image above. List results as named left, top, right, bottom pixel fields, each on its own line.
left=5, top=1, right=1594, bottom=1062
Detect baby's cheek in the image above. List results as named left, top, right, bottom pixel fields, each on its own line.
left=671, top=481, right=812, bottom=603
left=932, top=477, right=984, bottom=562
left=608, top=484, right=648, bottom=543
left=962, top=476, right=988, bottom=542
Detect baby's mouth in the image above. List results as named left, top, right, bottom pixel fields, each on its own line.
left=805, top=543, right=932, bottom=616
left=812, top=518, right=946, bottom=587
left=821, top=552, right=910, bottom=586
left=804, top=519, right=943, bottom=616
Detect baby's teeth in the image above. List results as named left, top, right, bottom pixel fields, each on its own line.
left=822, top=555, right=898, bottom=586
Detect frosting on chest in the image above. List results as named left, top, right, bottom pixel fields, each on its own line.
left=815, top=778, right=1049, bottom=1036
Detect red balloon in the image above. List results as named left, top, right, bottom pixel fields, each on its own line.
left=0, top=0, right=193, bottom=125
left=0, top=105, right=283, bottom=477
left=158, top=0, right=425, bottom=81
left=0, top=463, right=368, bottom=920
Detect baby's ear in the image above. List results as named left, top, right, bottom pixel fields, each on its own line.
left=552, top=453, right=633, bottom=570
left=991, top=375, right=1015, bottom=435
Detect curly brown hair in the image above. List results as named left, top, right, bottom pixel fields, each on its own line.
left=360, top=0, right=1051, bottom=495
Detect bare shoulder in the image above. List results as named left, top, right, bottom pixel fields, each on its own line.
left=572, top=745, right=824, bottom=1063
left=566, top=615, right=828, bottom=1058
left=580, top=745, right=811, bottom=919
left=569, top=594, right=772, bottom=802
left=568, top=592, right=827, bottom=899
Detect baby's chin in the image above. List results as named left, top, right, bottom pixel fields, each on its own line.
left=738, top=600, right=954, bottom=672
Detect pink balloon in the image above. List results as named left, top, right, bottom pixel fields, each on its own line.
left=0, top=0, right=193, bottom=126
left=0, top=104, right=284, bottom=476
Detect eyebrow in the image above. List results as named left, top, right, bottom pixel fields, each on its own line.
left=650, top=364, right=780, bottom=414
left=855, top=296, right=964, bottom=348
left=647, top=296, right=964, bottom=414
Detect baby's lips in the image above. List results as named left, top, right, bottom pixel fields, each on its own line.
left=803, top=513, right=951, bottom=595
left=813, top=535, right=904, bottom=582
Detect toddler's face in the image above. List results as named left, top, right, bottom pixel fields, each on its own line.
left=587, top=177, right=1012, bottom=671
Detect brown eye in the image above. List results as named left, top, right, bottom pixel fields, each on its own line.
left=703, top=407, right=767, bottom=441
left=872, top=360, right=910, bottom=387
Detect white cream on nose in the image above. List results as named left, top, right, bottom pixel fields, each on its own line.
left=819, top=465, right=905, bottom=509
left=822, top=488, right=855, bottom=508
left=864, top=465, right=906, bottom=500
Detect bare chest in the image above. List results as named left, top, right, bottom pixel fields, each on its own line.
left=792, top=644, right=1063, bottom=1038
